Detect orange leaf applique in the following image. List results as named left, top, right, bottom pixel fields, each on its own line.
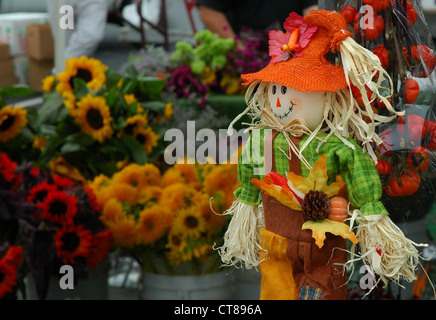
left=302, top=219, right=358, bottom=249
left=252, top=174, right=301, bottom=211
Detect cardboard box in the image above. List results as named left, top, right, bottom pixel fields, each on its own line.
left=0, top=42, right=10, bottom=60
left=0, top=75, right=19, bottom=88
left=26, top=23, right=54, bottom=61
left=0, top=58, right=14, bottom=77
left=28, top=58, right=53, bottom=91
left=0, top=12, right=49, bottom=56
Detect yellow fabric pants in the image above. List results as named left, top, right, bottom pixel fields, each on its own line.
left=259, top=228, right=297, bottom=300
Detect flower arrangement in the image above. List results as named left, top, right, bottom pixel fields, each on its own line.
left=0, top=152, right=112, bottom=300
left=338, top=0, right=436, bottom=221
left=35, top=55, right=172, bottom=182
left=88, top=159, right=238, bottom=275
left=123, top=30, right=269, bottom=107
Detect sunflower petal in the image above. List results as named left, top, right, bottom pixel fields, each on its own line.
left=302, top=219, right=358, bottom=249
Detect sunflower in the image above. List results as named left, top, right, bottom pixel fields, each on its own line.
left=74, top=93, right=113, bottom=143
left=49, top=157, right=86, bottom=184
left=137, top=205, right=168, bottom=245
left=164, top=102, right=173, bottom=120
left=97, top=183, right=138, bottom=207
left=42, top=74, right=55, bottom=92
left=133, top=127, right=159, bottom=155
left=0, top=106, right=27, bottom=143
left=112, top=163, right=149, bottom=191
left=26, top=180, right=58, bottom=204
left=86, top=230, right=112, bottom=268
left=32, top=135, right=47, bottom=151
left=172, top=206, right=206, bottom=239
left=0, top=153, right=19, bottom=185
left=63, top=91, right=77, bottom=117
left=55, top=56, right=107, bottom=97
left=105, top=215, right=138, bottom=248
left=54, top=224, right=93, bottom=264
left=161, top=167, right=185, bottom=188
left=101, top=198, right=125, bottom=223
left=137, top=185, right=162, bottom=205
left=158, top=183, right=197, bottom=210
left=195, top=192, right=226, bottom=232
left=39, top=189, right=78, bottom=224
left=165, top=231, right=188, bottom=264
left=124, top=114, right=148, bottom=135
left=124, top=94, right=144, bottom=113
left=0, top=246, right=23, bottom=298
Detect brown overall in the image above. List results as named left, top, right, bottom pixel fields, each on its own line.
left=259, top=131, right=348, bottom=300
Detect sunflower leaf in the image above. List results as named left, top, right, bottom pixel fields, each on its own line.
left=121, top=134, right=148, bottom=164
left=73, top=78, right=92, bottom=99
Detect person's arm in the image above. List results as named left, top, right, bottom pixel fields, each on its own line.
left=197, top=5, right=244, bottom=47
left=302, top=4, right=318, bottom=17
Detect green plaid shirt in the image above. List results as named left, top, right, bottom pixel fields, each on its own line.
left=235, top=129, right=388, bottom=216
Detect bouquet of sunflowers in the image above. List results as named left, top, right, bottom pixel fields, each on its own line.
left=35, top=55, right=173, bottom=182
left=89, top=160, right=238, bottom=275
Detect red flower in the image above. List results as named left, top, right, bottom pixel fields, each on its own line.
left=0, top=153, right=21, bottom=190
left=27, top=180, right=58, bottom=204
left=53, top=175, right=75, bottom=189
left=84, top=185, right=102, bottom=212
left=269, top=12, right=317, bottom=63
left=54, top=224, right=93, bottom=264
left=0, top=246, right=22, bottom=299
left=40, top=189, right=78, bottom=224
left=86, top=230, right=112, bottom=268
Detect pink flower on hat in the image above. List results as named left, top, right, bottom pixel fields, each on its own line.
left=269, top=12, right=318, bottom=63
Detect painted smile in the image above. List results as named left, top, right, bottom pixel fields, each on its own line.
left=272, top=101, right=295, bottom=119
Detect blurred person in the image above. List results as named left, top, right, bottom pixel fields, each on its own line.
left=196, top=0, right=318, bottom=47
left=46, top=0, right=109, bottom=59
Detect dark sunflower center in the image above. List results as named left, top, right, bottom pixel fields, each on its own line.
left=136, top=134, right=146, bottom=144
left=35, top=190, right=48, bottom=202
left=0, top=116, right=15, bottom=132
left=171, top=234, right=181, bottom=246
left=61, top=232, right=80, bottom=252
left=69, top=68, right=93, bottom=88
left=86, top=108, right=104, bottom=129
left=0, top=270, right=4, bottom=283
left=146, top=220, right=154, bottom=230
left=185, top=216, right=198, bottom=229
left=49, top=200, right=68, bottom=218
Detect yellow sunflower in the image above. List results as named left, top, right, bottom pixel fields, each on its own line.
left=125, top=114, right=148, bottom=134
left=63, top=91, right=77, bottom=117
left=97, top=182, right=138, bottom=206
left=74, top=93, right=113, bottom=143
left=164, top=102, right=173, bottom=120
left=161, top=167, right=185, bottom=188
left=32, top=135, right=47, bottom=151
left=124, top=94, right=144, bottom=112
left=0, top=106, right=27, bottom=143
left=195, top=192, right=226, bottom=232
left=165, top=231, right=188, bottom=264
left=49, top=157, right=86, bottom=184
left=101, top=198, right=124, bottom=224
left=56, top=56, right=107, bottom=97
left=42, top=74, right=55, bottom=92
left=132, top=127, right=159, bottom=155
left=105, top=214, right=138, bottom=248
left=137, top=205, right=169, bottom=245
left=172, top=206, right=206, bottom=239
left=137, top=186, right=162, bottom=205
left=112, top=163, right=147, bottom=190
left=159, top=183, right=197, bottom=210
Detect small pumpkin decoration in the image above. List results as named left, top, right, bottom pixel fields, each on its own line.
left=327, top=196, right=349, bottom=222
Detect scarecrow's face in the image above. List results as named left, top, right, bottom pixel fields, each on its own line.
left=267, top=82, right=326, bottom=130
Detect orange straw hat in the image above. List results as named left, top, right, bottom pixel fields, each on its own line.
left=241, top=10, right=353, bottom=92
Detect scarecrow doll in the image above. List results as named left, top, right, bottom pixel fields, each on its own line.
left=219, top=10, right=424, bottom=300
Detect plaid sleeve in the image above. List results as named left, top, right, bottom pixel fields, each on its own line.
left=234, top=130, right=264, bottom=205
left=302, top=135, right=388, bottom=216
